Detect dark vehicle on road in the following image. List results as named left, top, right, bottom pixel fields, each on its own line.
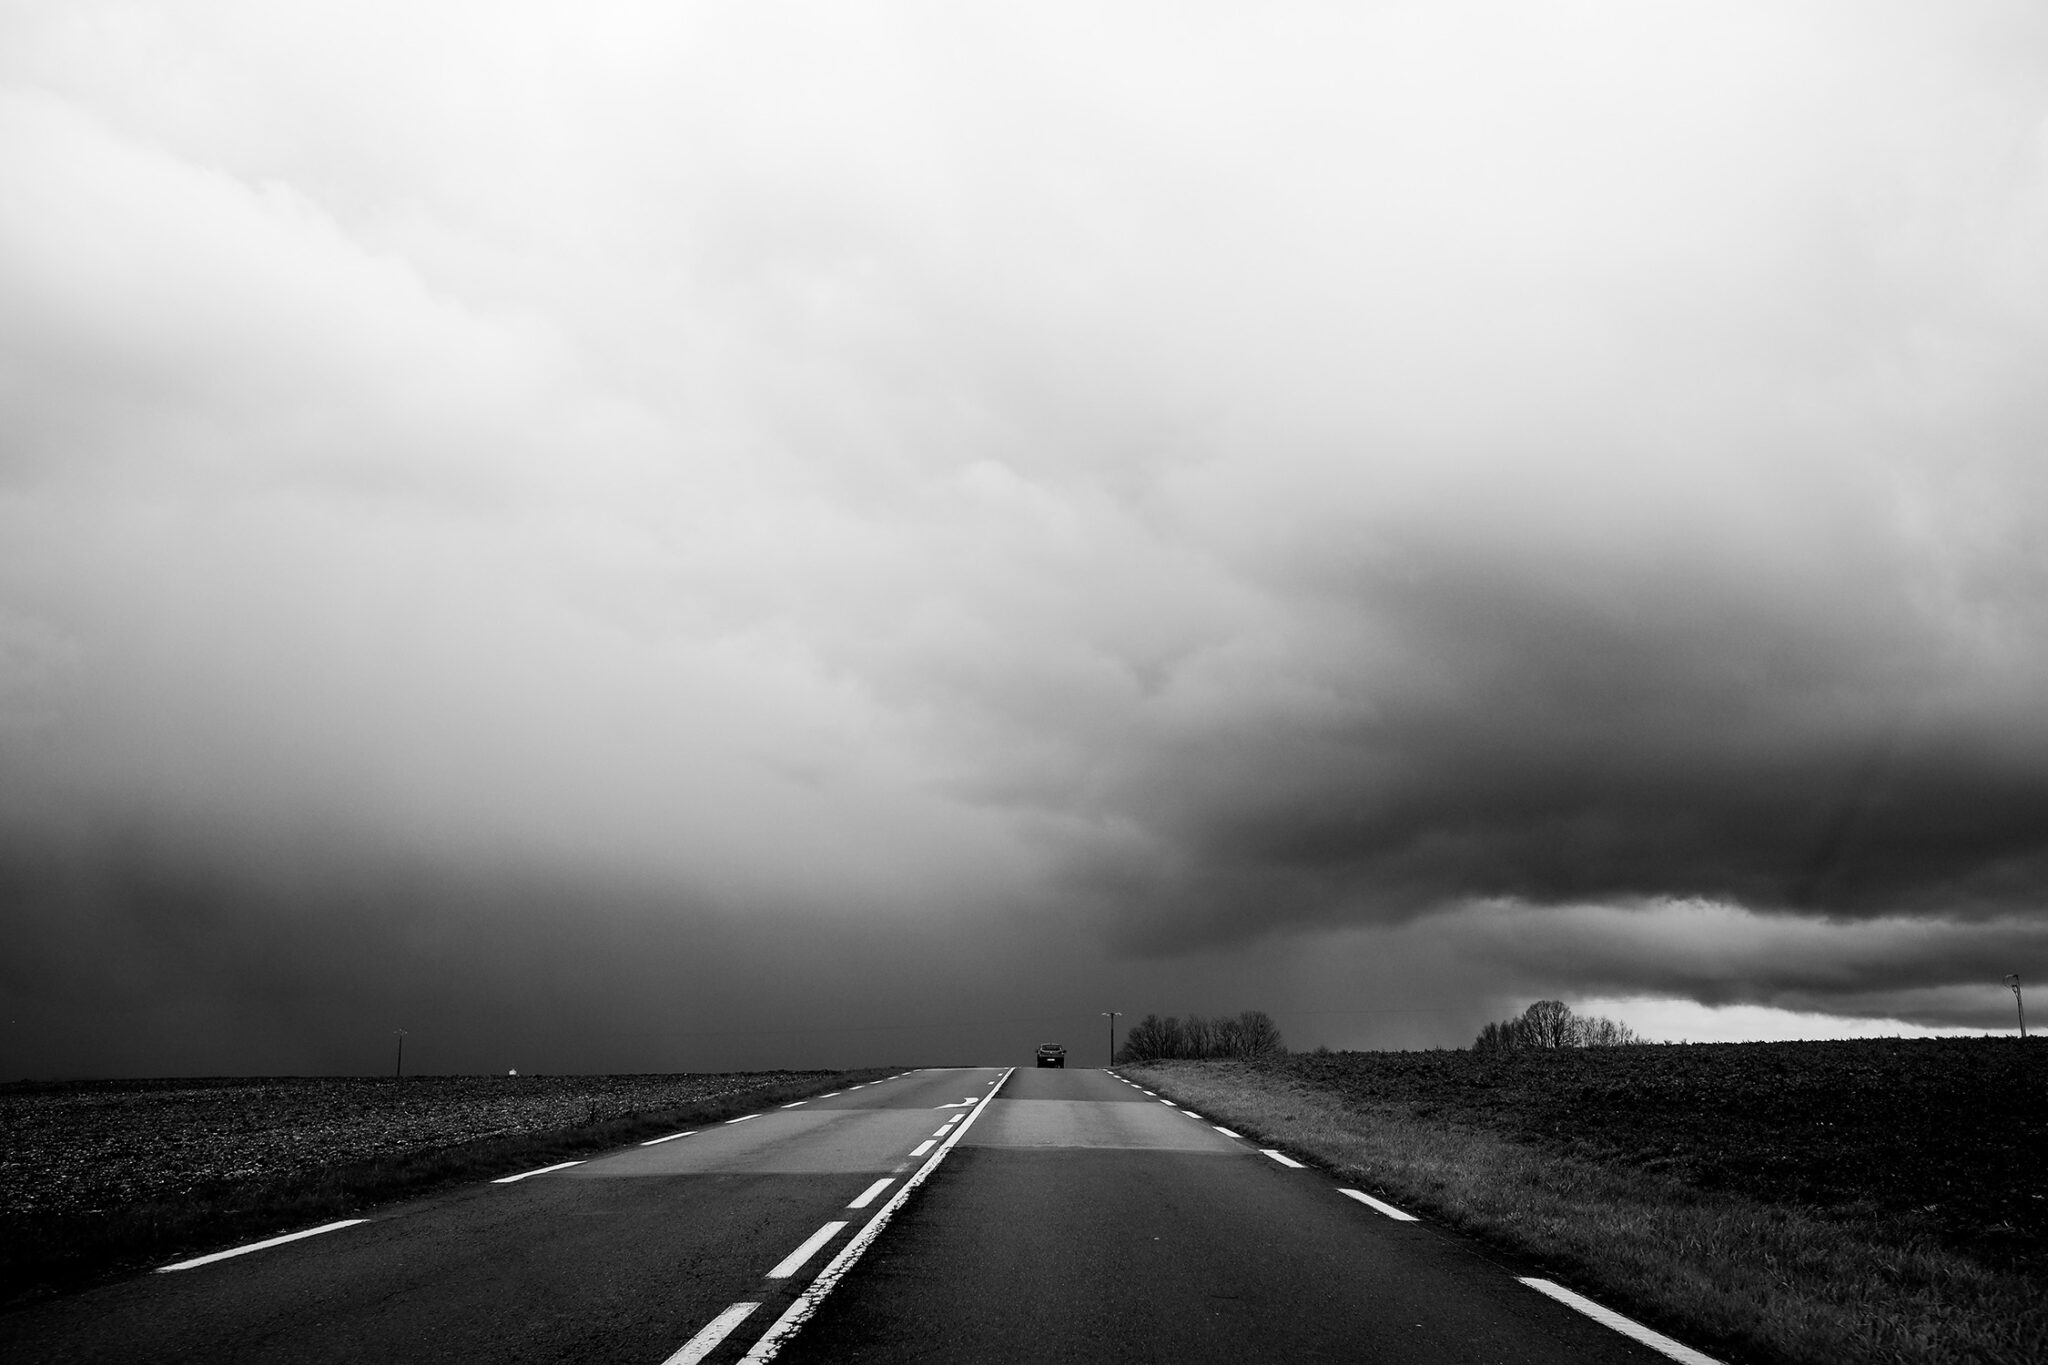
left=1035, top=1043, right=1066, bottom=1068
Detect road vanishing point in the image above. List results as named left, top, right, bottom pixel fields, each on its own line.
left=1, top=1066, right=1719, bottom=1363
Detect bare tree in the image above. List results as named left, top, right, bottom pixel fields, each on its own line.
left=1235, top=1009, right=1285, bottom=1057
left=1473, top=1001, right=1643, bottom=1050
left=1517, top=999, right=1578, bottom=1048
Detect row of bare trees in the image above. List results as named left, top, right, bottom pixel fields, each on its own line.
left=1472, top=999, right=1642, bottom=1051
left=1118, top=1010, right=1286, bottom=1062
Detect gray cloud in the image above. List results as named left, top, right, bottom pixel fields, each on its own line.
left=3, top=3, right=2046, bottom=1072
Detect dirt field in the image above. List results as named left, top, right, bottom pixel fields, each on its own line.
left=1267, top=1037, right=2048, bottom=1271
left=0, top=1072, right=832, bottom=1221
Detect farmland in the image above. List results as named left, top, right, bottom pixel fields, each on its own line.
left=0, top=1069, right=881, bottom=1306
left=1128, top=1038, right=2047, bottom=1365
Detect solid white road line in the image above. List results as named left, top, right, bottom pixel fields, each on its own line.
left=1519, top=1279, right=1726, bottom=1365
left=739, top=1068, right=1016, bottom=1363
left=491, top=1160, right=584, bottom=1184
left=662, top=1301, right=761, bottom=1365
left=1213, top=1126, right=1242, bottom=1138
left=1339, top=1188, right=1419, bottom=1221
left=158, top=1219, right=369, bottom=1271
left=1261, top=1150, right=1306, bottom=1169
left=641, top=1130, right=697, bottom=1146
left=908, top=1139, right=937, bottom=1157
left=767, top=1222, right=848, bottom=1280
left=726, top=1113, right=761, bottom=1124
left=847, top=1178, right=894, bottom=1209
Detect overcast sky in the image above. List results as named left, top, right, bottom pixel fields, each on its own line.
left=4, top=2, right=2045, bottom=1077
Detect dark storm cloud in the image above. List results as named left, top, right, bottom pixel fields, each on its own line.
left=3, top=2, right=2046, bottom=1069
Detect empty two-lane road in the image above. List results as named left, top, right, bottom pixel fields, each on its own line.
left=0, top=1069, right=1003, bottom=1364
left=776, top=1066, right=1689, bottom=1364
left=4, top=1066, right=1712, bottom=1364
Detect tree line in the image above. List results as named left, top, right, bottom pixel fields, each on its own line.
left=1117, top=1010, right=1286, bottom=1062
left=1472, top=999, right=1642, bottom=1051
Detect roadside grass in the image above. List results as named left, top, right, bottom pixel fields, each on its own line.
left=1125, top=1059, right=2047, bottom=1365
left=1, top=1068, right=895, bottom=1310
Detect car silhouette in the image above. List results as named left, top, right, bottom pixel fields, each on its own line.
left=1035, top=1043, right=1066, bottom=1068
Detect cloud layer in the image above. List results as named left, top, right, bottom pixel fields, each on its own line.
left=3, top=2, right=2045, bottom=1072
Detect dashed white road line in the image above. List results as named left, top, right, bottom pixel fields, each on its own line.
left=847, top=1178, right=894, bottom=1209
left=737, top=1068, right=1015, bottom=1362
left=908, top=1139, right=937, bottom=1157
left=1520, top=1279, right=1726, bottom=1365
left=641, top=1130, right=697, bottom=1146
left=726, top=1113, right=761, bottom=1124
left=1339, top=1189, right=1418, bottom=1221
left=767, top=1222, right=848, bottom=1280
left=780, top=1101, right=807, bottom=1109
left=818, top=1091, right=842, bottom=1098
left=660, top=1301, right=761, bottom=1365
left=157, top=1219, right=368, bottom=1272
left=1261, top=1150, right=1305, bottom=1169
left=491, top=1160, right=584, bottom=1184
left=1213, top=1126, right=1242, bottom=1138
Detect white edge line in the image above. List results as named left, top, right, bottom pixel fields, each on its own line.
left=1338, top=1188, right=1418, bottom=1221
left=157, top=1219, right=368, bottom=1271
left=738, top=1068, right=1015, bottom=1363
left=766, top=1221, right=849, bottom=1279
left=641, top=1130, right=697, bottom=1146
left=1520, top=1279, right=1726, bottom=1365
left=847, top=1178, right=894, bottom=1209
left=1213, top=1126, right=1242, bottom=1138
left=662, top=1301, right=762, bottom=1365
left=490, top=1159, right=584, bottom=1184
left=1260, top=1149, right=1305, bottom=1169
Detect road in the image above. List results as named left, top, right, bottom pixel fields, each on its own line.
left=1, top=1066, right=1713, bottom=1364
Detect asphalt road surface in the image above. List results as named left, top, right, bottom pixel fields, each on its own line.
left=1, top=1066, right=1715, bottom=1364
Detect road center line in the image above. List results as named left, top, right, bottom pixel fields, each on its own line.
left=1519, top=1279, right=1726, bottom=1364
left=662, top=1301, right=761, bottom=1365
left=739, top=1068, right=1015, bottom=1363
left=847, top=1178, right=894, bottom=1209
left=491, top=1160, right=584, bottom=1184
left=641, top=1130, right=698, bottom=1146
left=157, top=1219, right=368, bottom=1272
left=1339, top=1188, right=1419, bottom=1221
left=1261, top=1150, right=1306, bottom=1169
left=767, top=1222, right=848, bottom=1280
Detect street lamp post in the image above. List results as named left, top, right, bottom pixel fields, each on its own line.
left=2007, top=975, right=2026, bottom=1038
left=1101, top=1011, right=1121, bottom=1068
left=394, top=1028, right=408, bottom=1078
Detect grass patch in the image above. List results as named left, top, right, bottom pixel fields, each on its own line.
left=1, top=1068, right=895, bottom=1310
left=1126, top=1051, right=2046, bottom=1365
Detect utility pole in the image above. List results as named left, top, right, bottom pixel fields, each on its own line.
left=394, top=1028, right=408, bottom=1078
left=2007, top=976, right=2026, bottom=1038
left=1101, top=1011, right=1121, bottom=1068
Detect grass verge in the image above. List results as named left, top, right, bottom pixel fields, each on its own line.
left=1124, top=1059, right=2046, bottom=1365
left=1, top=1068, right=895, bottom=1311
